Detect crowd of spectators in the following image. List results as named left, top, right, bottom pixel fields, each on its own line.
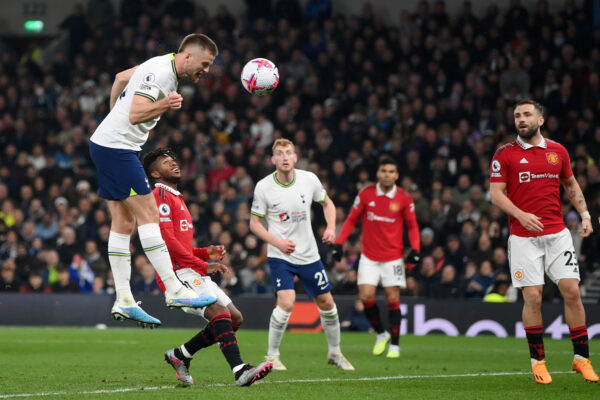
left=1, top=0, right=600, bottom=303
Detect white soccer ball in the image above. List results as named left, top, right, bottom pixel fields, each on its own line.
left=240, top=58, right=279, bottom=96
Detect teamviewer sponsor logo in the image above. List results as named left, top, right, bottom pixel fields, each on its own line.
left=366, top=211, right=396, bottom=223
left=519, top=171, right=530, bottom=183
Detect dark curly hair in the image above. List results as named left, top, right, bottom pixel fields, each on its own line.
left=142, top=147, right=178, bottom=183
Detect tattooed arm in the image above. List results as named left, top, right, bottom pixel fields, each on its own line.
left=561, top=175, right=593, bottom=237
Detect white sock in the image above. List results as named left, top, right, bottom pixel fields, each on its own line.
left=108, top=231, right=134, bottom=304
left=531, top=358, right=543, bottom=365
left=268, top=306, right=291, bottom=356
left=388, top=344, right=400, bottom=353
left=138, top=223, right=182, bottom=294
left=320, top=306, right=341, bottom=355
left=180, top=345, right=193, bottom=359
left=574, top=354, right=586, bottom=360
left=232, top=364, right=246, bottom=374
left=377, top=331, right=389, bottom=341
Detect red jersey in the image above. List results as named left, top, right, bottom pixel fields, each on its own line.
left=335, top=183, right=420, bottom=262
left=490, top=137, right=573, bottom=237
left=153, top=183, right=209, bottom=292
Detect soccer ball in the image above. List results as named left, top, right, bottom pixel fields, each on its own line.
left=241, top=58, right=279, bottom=96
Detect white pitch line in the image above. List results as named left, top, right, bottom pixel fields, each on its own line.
left=0, top=371, right=575, bottom=399
left=7, top=339, right=140, bottom=345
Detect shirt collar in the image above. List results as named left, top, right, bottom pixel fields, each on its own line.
left=517, top=135, right=547, bottom=150
left=376, top=183, right=397, bottom=198
left=155, top=183, right=180, bottom=196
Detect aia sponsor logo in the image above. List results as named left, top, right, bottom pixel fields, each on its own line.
left=546, top=152, right=559, bottom=165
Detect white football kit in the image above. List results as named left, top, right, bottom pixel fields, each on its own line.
left=251, top=169, right=327, bottom=265
left=91, top=53, right=179, bottom=151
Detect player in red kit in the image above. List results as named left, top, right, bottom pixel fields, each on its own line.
left=143, top=148, right=272, bottom=387
left=333, top=157, right=420, bottom=358
left=490, top=99, right=598, bottom=384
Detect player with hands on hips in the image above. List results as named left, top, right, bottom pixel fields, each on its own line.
left=249, top=139, right=354, bottom=371
left=334, top=157, right=420, bottom=358
left=490, top=99, right=598, bottom=384
left=143, top=148, right=272, bottom=386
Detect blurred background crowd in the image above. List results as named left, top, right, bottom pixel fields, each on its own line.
left=1, top=0, right=599, bottom=304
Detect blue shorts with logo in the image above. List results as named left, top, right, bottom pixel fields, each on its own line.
left=268, top=257, right=332, bottom=298
left=90, top=141, right=151, bottom=200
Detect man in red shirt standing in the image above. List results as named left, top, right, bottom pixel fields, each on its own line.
left=333, top=157, right=420, bottom=358
left=143, top=148, right=272, bottom=387
left=490, top=99, right=598, bottom=384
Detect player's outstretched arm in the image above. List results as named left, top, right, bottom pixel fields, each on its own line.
left=110, top=66, right=138, bottom=109
left=561, top=176, right=593, bottom=237
left=129, top=91, right=182, bottom=125
left=490, top=181, right=544, bottom=233
left=320, top=196, right=336, bottom=243
left=249, top=214, right=296, bottom=254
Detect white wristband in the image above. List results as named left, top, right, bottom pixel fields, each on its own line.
left=580, top=211, right=591, bottom=220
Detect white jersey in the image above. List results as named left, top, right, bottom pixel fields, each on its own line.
left=251, top=169, right=327, bottom=265
left=90, top=53, right=179, bottom=151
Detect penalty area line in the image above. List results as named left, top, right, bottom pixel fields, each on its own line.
left=0, top=371, right=575, bottom=398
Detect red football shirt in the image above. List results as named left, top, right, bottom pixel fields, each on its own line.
left=490, top=137, right=573, bottom=237
left=153, top=183, right=209, bottom=292
left=335, top=183, right=420, bottom=262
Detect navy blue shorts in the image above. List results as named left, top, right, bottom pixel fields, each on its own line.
left=89, top=142, right=151, bottom=200
left=268, top=257, right=332, bottom=298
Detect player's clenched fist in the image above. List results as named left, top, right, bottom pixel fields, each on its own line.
left=277, top=238, right=296, bottom=255
left=167, top=91, right=183, bottom=109
left=207, top=263, right=229, bottom=275
left=207, top=245, right=226, bottom=260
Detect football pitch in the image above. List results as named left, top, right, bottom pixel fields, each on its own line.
left=0, top=327, right=597, bottom=399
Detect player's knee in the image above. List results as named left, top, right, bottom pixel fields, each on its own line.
left=232, top=311, right=244, bottom=327
left=278, top=301, right=295, bottom=313
left=524, top=293, right=542, bottom=309
left=561, top=284, right=581, bottom=304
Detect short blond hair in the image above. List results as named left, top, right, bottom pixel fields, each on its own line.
left=272, top=138, right=295, bottom=154
left=178, top=33, right=218, bottom=56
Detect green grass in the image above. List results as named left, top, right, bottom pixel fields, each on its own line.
left=0, top=327, right=598, bottom=399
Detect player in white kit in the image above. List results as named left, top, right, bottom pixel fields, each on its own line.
left=249, top=139, right=354, bottom=370
left=89, top=34, right=220, bottom=327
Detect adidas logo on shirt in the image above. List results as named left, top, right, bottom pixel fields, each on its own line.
left=368, top=201, right=376, bottom=207
left=520, top=158, right=529, bottom=163
left=181, top=205, right=185, bottom=210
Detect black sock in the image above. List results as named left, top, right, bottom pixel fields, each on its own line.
left=570, top=326, right=589, bottom=358
left=524, top=325, right=545, bottom=361
left=387, top=301, right=401, bottom=346
left=184, top=321, right=215, bottom=355
left=211, top=312, right=244, bottom=370
left=363, top=299, right=384, bottom=334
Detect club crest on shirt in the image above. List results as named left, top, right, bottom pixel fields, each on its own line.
left=390, top=202, right=400, bottom=212
left=514, top=270, right=523, bottom=280
left=546, top=152, right=559, bottom=165
left=193, top=279, right=202, bottom=286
